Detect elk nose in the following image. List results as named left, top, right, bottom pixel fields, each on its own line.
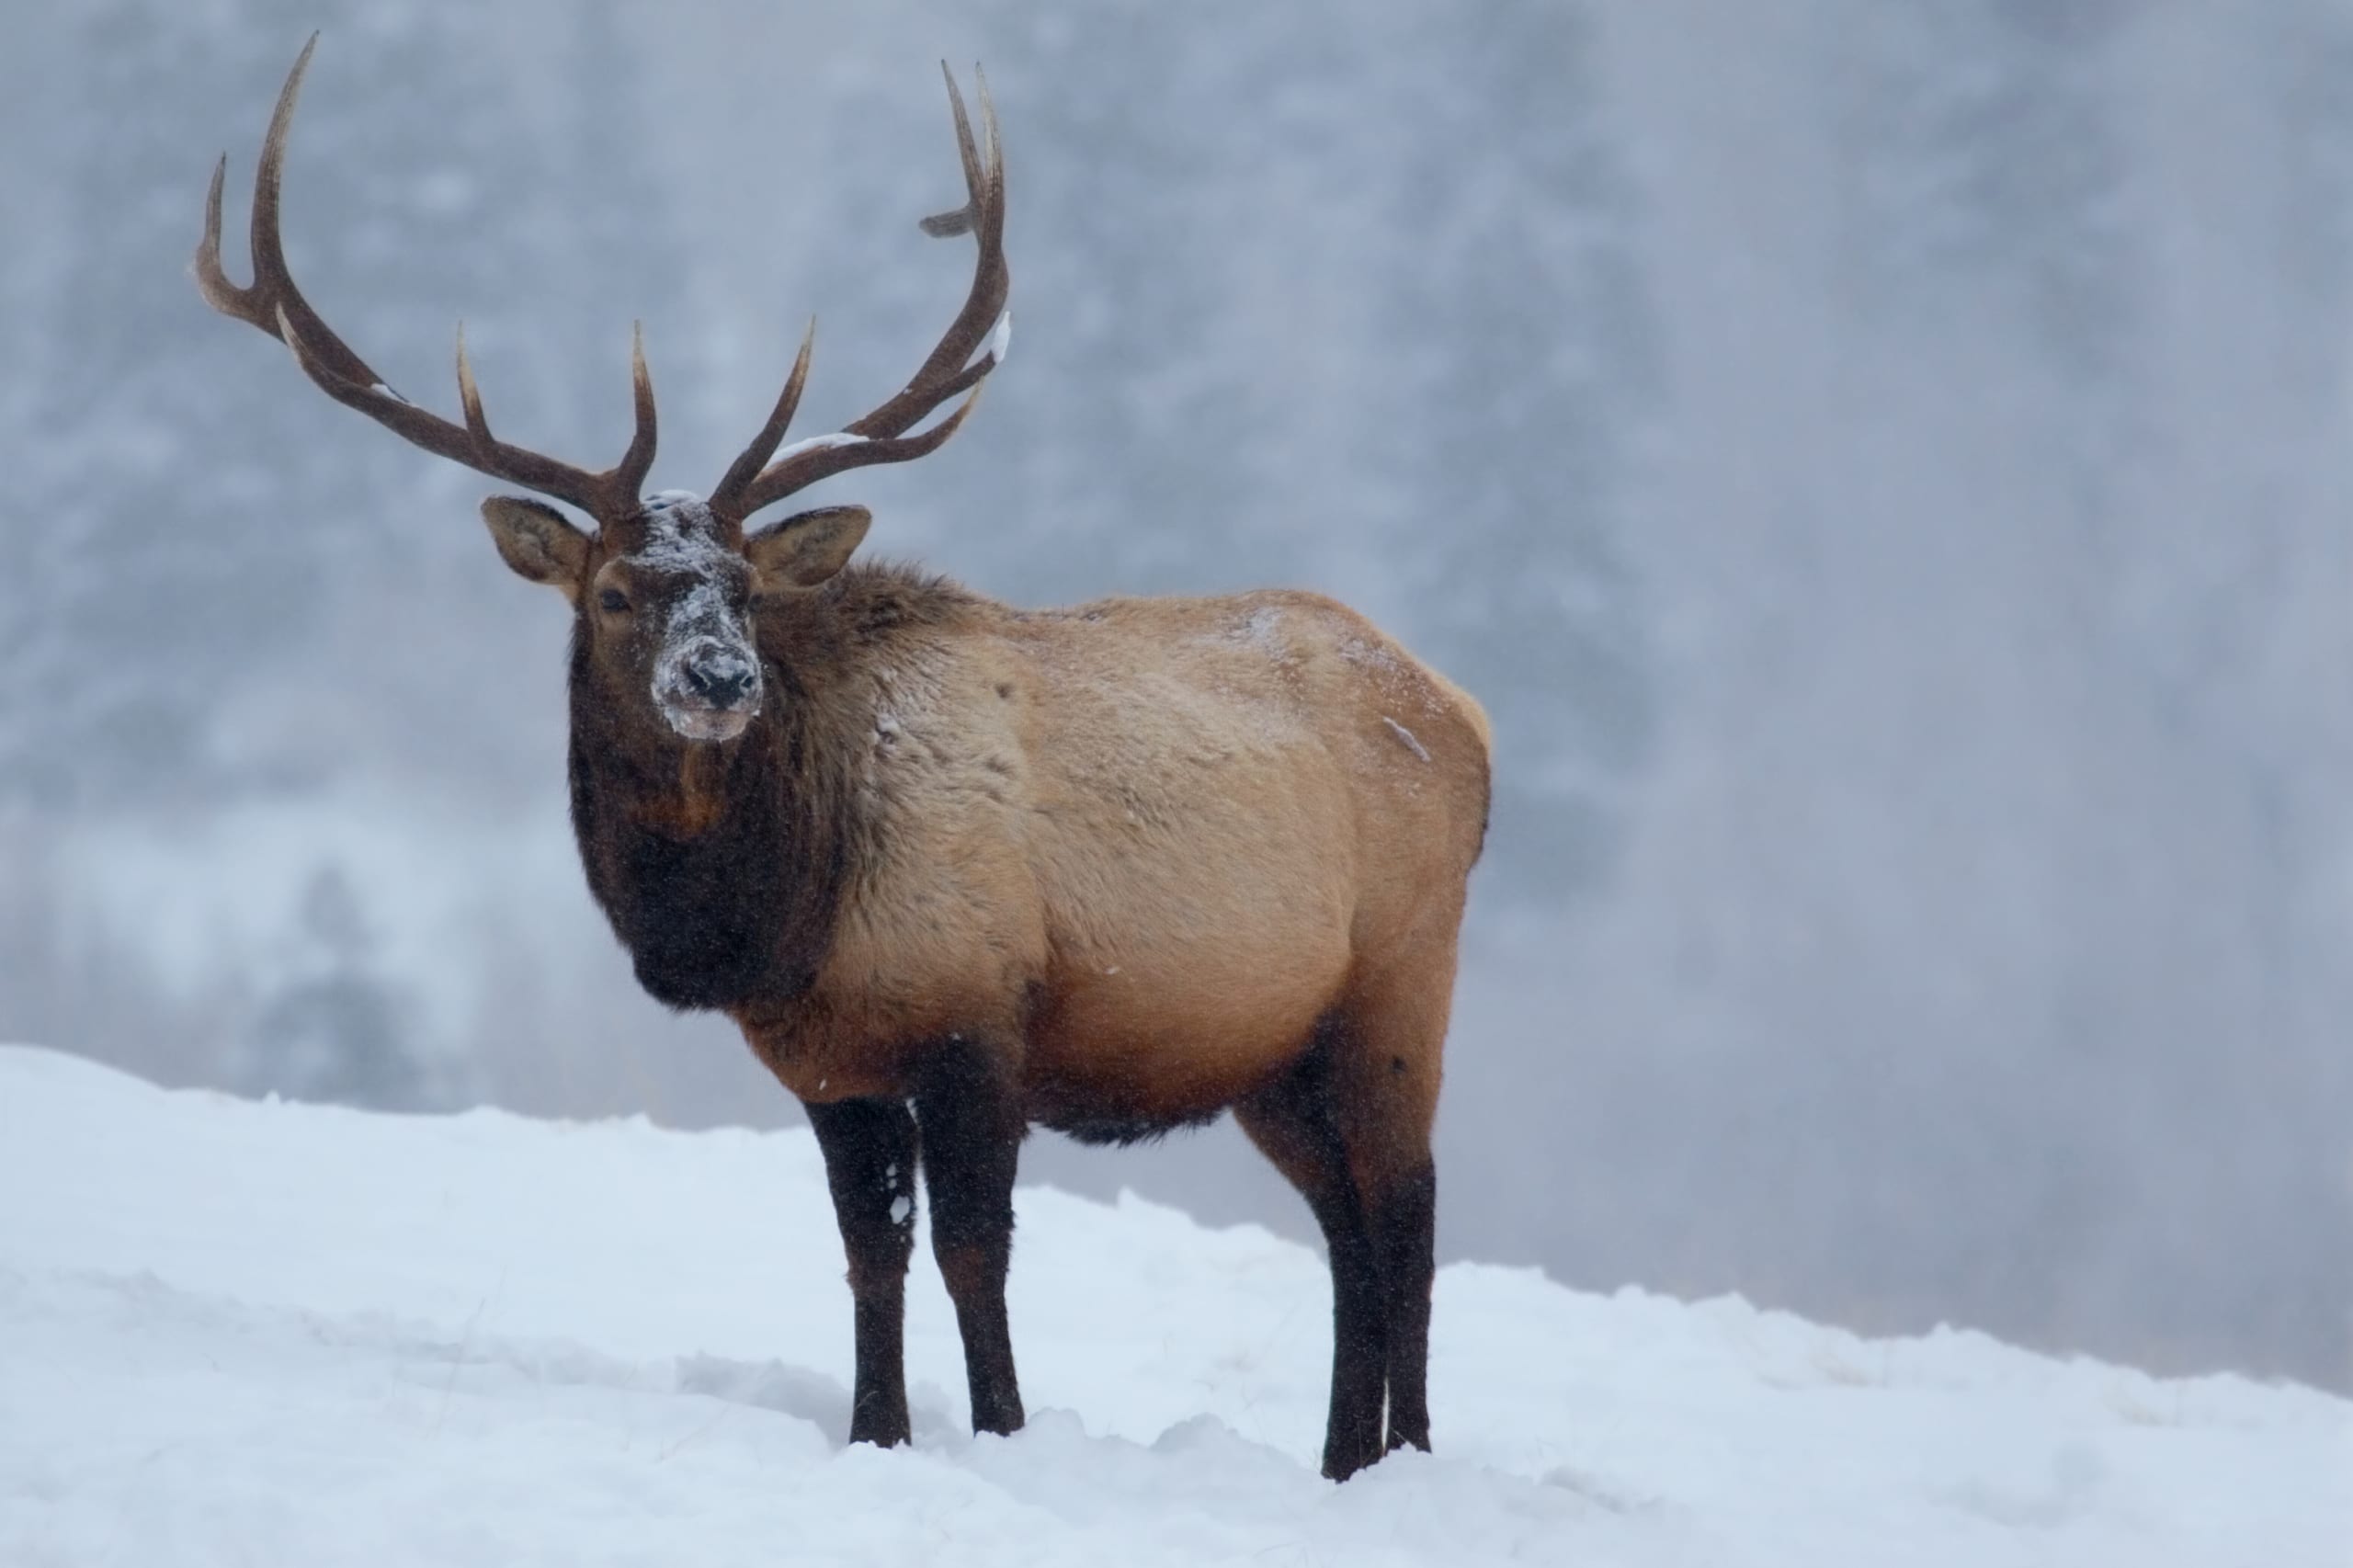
left=685, top=653, right=755, bottom=708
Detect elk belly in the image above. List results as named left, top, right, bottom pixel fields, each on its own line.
left=1023, top=927, right=1348, bottom=1133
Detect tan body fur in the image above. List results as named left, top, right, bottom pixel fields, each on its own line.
left=733, top=585, right=1490, bottom=1161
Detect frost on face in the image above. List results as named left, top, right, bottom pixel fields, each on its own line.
left=651, top=579, right=731, bottom=672
left=650, top=576, right=759, bottom=740
left=628, top=492, right=733, bottom=575
left=626, top=492, right=763, bottom=739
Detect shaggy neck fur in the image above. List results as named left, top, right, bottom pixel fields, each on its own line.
left=563, top=561, right=969, bottom=1014
left=564, top=653, right=836, bottom=1015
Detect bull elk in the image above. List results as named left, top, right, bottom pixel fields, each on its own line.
left=197, top=38, right=1490, bottom=1482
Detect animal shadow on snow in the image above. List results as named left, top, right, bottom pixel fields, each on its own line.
left=673, top=1354, right=961, bottom=1449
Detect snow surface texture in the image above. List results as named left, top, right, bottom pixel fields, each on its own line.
left=0, top=1047, right=2338, bottom=1567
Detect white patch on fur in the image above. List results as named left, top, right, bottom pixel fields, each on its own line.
left=1206, top=603, right=1299, bottom=671
left=1236, top=606, right=1286, bottom=653
left=1382, top=716, right=1432, bottom=763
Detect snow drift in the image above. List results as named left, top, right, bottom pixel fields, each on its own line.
left=0, top=1045, right=2337, bottom=1565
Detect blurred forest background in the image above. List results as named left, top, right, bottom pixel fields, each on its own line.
left=0, top=0, right=2346, bottom=1392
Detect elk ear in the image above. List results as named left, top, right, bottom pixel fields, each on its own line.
left=745, top=505, right=873, bottom=589
left=481, top=495, right=590, bottom=592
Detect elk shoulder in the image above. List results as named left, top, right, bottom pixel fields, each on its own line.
left=736, top=573, right=1490, bottom=1125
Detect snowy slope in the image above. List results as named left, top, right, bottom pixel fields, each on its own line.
left=0, top=1047, right=2338, bottom=1566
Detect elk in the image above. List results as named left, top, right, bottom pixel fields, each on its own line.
left=197, top=39, right=1490, bottom=1483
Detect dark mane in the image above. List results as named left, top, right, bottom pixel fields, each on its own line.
left=563, top=559, right=973, bottom=1014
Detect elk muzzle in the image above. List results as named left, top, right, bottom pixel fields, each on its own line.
left=654, top=620, right=763, bottom=743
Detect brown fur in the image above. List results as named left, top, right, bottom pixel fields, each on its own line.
left=714, top=570, right=1491, bottom=1135
left=555, top=546, right=1490, bottom=1479
left=195, top=40, right=1488, bottom=1483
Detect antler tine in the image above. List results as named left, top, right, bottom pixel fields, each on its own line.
left=197, top=36, right=658, bottom=523
left=195, top=158, right=247, bottom=322
left=198, top=33, right=381, bottom=392
left=916, top=61, right=988, bottom=240
left=619, top=321, right=659, bottom=500
left=711, top=62, right=1011, bottom=522
left=446, top=321, right=660, bottom=510
left=250, top=36, right=376, bottom=388
left=710, top=318, right=817, bottom=508
left=845, top=60, right=1007, bottom=439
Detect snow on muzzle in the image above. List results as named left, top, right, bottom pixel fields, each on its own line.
left=652, top=582, right=763, bottom=742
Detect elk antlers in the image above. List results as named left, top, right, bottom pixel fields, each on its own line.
left=196, top=35, right=656, bottom=522
left=708, top=62, right=1010, bottom=524
left=197, top=38, right=1011, bottom=529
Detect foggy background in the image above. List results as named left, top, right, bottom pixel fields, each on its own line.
left=1, top=0, right=2346, bottom=1393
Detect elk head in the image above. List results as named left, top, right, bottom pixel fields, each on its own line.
left=196, top=36, right=1009, bottom=746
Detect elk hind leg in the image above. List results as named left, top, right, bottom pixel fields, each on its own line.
left=805, top=1096, right=921, bottom=1447
left=1234, top=1040, right=1388, bottom=1482
left=1328, top=961, right=1449, bottom=1458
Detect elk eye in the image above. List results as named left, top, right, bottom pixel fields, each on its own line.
left=598, top=587, right=631, bottom=614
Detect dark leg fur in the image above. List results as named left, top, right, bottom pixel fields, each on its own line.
left=1235, top=1051, right=1390, bottom=1482
left=1370, top=1162, right=1437, bottom=1453
left=915, top=1039, right=1028, bottom=1437
left=1324, top=1207, right=1390, bottom=1477
left=805, top=1097, right=920, bottom=1448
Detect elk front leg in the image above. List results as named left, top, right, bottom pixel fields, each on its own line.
left=805, top=1096, right=920, bottom=1447
left=914, top=1039, right=1027, bottom=1437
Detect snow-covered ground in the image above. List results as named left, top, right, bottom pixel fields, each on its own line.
left=0, top=1046, right=2339, bottom=1566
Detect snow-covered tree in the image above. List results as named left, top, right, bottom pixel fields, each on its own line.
left=233, top=862, right=429, bottom=1110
